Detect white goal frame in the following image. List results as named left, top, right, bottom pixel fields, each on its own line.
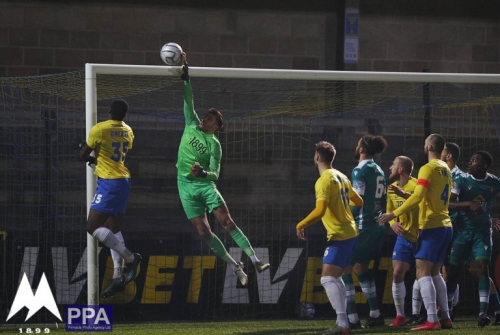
left=85, top=63, right=500, bottom=305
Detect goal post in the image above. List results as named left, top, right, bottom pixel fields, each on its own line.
left=86, top=63, right=500, bottom=314
left=6, top=64, right=500, bottom=321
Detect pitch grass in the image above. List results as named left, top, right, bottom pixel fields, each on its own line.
left=1, top=318, right=499, bottom=334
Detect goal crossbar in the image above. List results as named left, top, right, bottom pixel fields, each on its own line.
left=86, top=63, right=500, bottom=84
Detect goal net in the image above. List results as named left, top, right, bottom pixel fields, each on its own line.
left=1, top=65, right=499, bottom=322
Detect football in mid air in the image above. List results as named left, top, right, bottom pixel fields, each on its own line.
left=160, top=42, right=183, bottom=65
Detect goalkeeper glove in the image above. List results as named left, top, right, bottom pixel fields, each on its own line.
left=190, top=163, right=207, bottom=178
left=181, top=62, right=190, bottom=82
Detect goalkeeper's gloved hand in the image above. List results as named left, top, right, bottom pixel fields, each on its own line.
left=73, top=139, right=87, bottom=151
left=181, top=62, right=190, bottom=82
left=190, top=162, right=207, bottom=178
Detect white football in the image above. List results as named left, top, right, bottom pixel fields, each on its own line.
left=160, top=42, right=183, bottom=66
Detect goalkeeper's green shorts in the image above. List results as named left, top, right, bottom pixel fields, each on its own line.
left=177, top=178, right=225, bottom=219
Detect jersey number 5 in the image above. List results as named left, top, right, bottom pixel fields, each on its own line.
left=111, top=141, right=129, bottom=162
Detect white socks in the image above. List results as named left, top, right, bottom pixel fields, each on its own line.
left=432, top=274, right=449, bottom=320
left=110, top=231, right=125, bottom=279
left=321, top=276, right=348, bottom=329
left=92, top=227, right=134, bottom=263
left=412, top=279, right=423, bottom=315
left=418, top=276, right=437, bottom=323
left=392, top=281, right=406, bottom=317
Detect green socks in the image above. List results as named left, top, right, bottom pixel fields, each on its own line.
left=206, top=233, right=234, bottom=264
left=229, top=227, right=255, bottom=257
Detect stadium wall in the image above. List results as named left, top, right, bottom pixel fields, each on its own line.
left=0, top=1, right=500, bottom=76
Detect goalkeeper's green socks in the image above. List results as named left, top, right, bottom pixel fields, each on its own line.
left=229, top=227, right=256, bottom=260
left=206, top=233, right=236, bottom=265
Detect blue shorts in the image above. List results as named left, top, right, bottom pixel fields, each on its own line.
left=392, top=235, right=417, bottom=265
left=415, top=227, right=453, bottom=263
left=90, top=178, right=131, bottom=216
left=323, top=236, right=358, bottom=268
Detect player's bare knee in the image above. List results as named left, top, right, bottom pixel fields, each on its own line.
left=393, top=270, right=406, bottom=283
left=221, top=219, right=236, bottom=230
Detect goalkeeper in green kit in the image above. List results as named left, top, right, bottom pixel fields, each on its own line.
left=176, top=53, right=270, bottom=286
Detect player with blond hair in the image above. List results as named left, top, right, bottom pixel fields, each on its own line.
left=385, top=156, right=419, bottom=327
left=379, top=133, right=453, bottom=331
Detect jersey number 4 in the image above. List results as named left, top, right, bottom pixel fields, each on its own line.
left=111, top=141, right=129, bottom=162
left=440, top=184, right=449, bottom=205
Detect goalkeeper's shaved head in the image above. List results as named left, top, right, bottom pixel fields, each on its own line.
left=109, top=99, right=129, bottom=121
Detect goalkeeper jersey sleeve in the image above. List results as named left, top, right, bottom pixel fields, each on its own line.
left=176, top=82, right=222, bottom=182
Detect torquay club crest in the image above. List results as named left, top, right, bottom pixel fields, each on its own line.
left=6, top=273, right=62, bottom=322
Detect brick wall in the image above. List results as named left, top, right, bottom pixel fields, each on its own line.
left=358, top=15, right=500, bottom=73
left=0, top=2, right=331, bottom=77
left=1, top=2, right=500, bottom=77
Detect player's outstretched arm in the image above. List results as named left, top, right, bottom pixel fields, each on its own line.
left=181, top=53, right=200, bottom=126
left=181, top=52, right=189, bottom=82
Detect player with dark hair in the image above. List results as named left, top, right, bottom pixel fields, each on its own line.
left=296, top=141, right=363, bottom=335
left=385, top=156, right=420, bottom=327
left=379, top=133, right=453, bottom=331
left=342, top=134, right=387, bottom=328
left=446, top=150, right=500, bottom=327
left=176, top=53, right=269, bottom=286
left=440, top=142, right=463, bottom=317
left=79, top=99, right=142, bottom=298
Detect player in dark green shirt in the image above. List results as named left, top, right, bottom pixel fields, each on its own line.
left=446, top=151, right=500, bottom=327
left=176, top=54, right=269, bottom=286
left=440, top=142, right=463, bottom=319
left=342, top=134, right=387, bottom=329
